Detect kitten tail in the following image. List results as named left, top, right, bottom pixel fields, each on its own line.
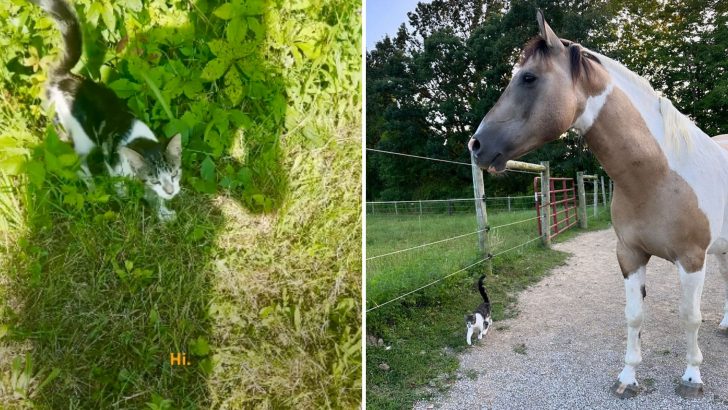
left=478, top=275, right=490, bottom=306
left=31, top=0, right=82, bottom=75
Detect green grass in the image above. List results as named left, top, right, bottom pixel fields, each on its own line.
left=0, top=0, right=362, bottom=407
left=365, top=206, right=611, bottom=409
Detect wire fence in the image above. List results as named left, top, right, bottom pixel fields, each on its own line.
left=366, top=147, right=612, bottom=312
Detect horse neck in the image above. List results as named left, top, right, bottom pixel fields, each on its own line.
left=582, top=84, right=670, bottom=195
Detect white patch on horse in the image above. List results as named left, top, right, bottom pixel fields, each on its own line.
left=571, top=83, right=614, bottom=134
left=678, top=262, right=705, bottom=384
left=48, top=86, right=96, bottom=155
left=716, top=252, right=728, bottom=329
left=590, top=49, right=728, bottom=251
left=618, top=266, right=646, bottom=386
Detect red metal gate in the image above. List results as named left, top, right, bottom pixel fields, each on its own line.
left=534, top=177, right=578, bottom=239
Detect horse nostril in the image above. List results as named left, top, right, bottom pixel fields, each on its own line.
left=468, top=138, right=481, bottom=154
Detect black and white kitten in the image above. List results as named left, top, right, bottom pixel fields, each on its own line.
left=33, top=0, right=182, bottom=221
left=465, top=275, right=492, bottom=345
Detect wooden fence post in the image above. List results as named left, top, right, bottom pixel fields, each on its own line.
left=593, top=180, right=598, bottom=217
left=600, top=176, right=607, bottom=208
left=471, top=156, right=493, bottom=274
left=540, top=161, right=551, bottom=248
left=609, top=179, right=613, bottom=201
left=577, top=172, right=587, bottom=228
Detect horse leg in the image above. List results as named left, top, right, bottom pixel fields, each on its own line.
left=716, top=253, right=728, bottom=331
left=676, top=260, right=706, bottom=398
left=612, top=265, right=647, bottom=397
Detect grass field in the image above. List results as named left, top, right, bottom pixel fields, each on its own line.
left=366, top=205, right=611, bottom=409
left=0, top=0, right=361, bottom=408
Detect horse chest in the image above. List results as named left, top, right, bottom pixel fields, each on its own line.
left=611, top=176, right=711, bottom=268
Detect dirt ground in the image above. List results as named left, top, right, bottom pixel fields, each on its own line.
left=415, top=228, right=728, bottom=409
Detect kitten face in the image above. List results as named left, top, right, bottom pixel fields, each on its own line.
left=465, top=314, right=476, bottom=327
left=121, top=134, right=182, bottom=200
left=146, top=165, right=181, bottom=200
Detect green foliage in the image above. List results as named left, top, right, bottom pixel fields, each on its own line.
left=0, top=0, right=361, bottom=408
left=0, top=0, right=359, bottom=211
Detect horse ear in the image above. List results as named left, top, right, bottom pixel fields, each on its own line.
left=536, top=9, right=565, bottom=52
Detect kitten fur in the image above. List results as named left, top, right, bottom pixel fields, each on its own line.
left=33, top=0, right=182, bottom=221
left=465, top=275, right=492, bottom=345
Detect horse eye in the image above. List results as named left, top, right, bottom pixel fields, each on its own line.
left=522, top=73, right=537, bottom=84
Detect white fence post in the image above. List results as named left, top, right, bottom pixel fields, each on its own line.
left=600, top=176, right=607, bottom=207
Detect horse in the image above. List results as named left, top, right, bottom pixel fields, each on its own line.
left=468, top=10, right=728, bottom=399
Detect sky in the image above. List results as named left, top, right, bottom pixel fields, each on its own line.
left=366, top=0, right=430, bottom=50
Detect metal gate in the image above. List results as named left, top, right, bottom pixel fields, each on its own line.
left=534, top=177, right=578, bottom=239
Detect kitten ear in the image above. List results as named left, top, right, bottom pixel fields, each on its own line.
left=165, top=133, right=182, bottom=167
left=120, top=147, right=148, bottom=175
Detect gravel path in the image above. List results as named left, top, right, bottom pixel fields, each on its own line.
left=415, top=228, right=728, bottom=409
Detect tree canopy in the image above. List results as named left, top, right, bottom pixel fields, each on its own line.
left=366, top=0, right=728, bottom=200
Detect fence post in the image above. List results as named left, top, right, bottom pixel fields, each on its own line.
left=471, top=156, right=492, bottom=274
left=593, top=180, right=598, bottom=217
left=419, top=200, right=423, bottom=216
left=507, top=196, right=511, bottom=212
left=394, top=202, right=398, bottom=215
left=609, top=179, right=613, bottom=202
left=540, top=161, right=551, bottom=248
left=600, top=176, right=607, bottom=208
left=577, top=172, right=587, bottom=228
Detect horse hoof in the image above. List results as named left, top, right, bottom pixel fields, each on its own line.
left=611, top=380, right=641, bottom=399
left=676, top=380, right=704, bottom=398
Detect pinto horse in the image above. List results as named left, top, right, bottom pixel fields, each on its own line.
left=469, top=11, right=728, bottom=398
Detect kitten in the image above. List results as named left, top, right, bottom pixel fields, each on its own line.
left=33, top=0, right=182, bottom=221
left=465, top=275, right=492, bottom=345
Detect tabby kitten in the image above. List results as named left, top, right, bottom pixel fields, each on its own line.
left=33, top=0, right=182, bottom=221
left=465, top=275, right=493, bottom=345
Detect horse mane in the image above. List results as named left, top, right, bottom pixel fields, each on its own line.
left=520, top=37, right=602, bottom=82
left=587, top=50, right=695, bottom=151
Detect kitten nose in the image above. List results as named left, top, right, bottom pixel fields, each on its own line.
left=163, top=183, right=174, bottom=195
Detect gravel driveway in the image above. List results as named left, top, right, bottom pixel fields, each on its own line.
left=415, top=228, right=728, bottom=409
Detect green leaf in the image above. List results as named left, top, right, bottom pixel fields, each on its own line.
left=213, top=3, right=235, bottom=20
left=226, top=18, right=247, bottom=43
left=25, top=161, right=45, bottom=188
left=58, top=153, right=77, bottom=167
left=102, top=2, right=116, bottom=30
left=200, top=58, right=228, bottom=82
left=223, top=68, right=243, bottom=105
left=108, top=79, right=141, bottom=98
left=183, top=80, right=203, bottom=99
left=86, top=2, right=104, bottom=26
left=119, top=0, right=142, bottom=12
left=200, top=156, right=215, bottom=182
left=189, top=336, right=210, bottom=356
left=140, top=72, right=174, bottom=120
